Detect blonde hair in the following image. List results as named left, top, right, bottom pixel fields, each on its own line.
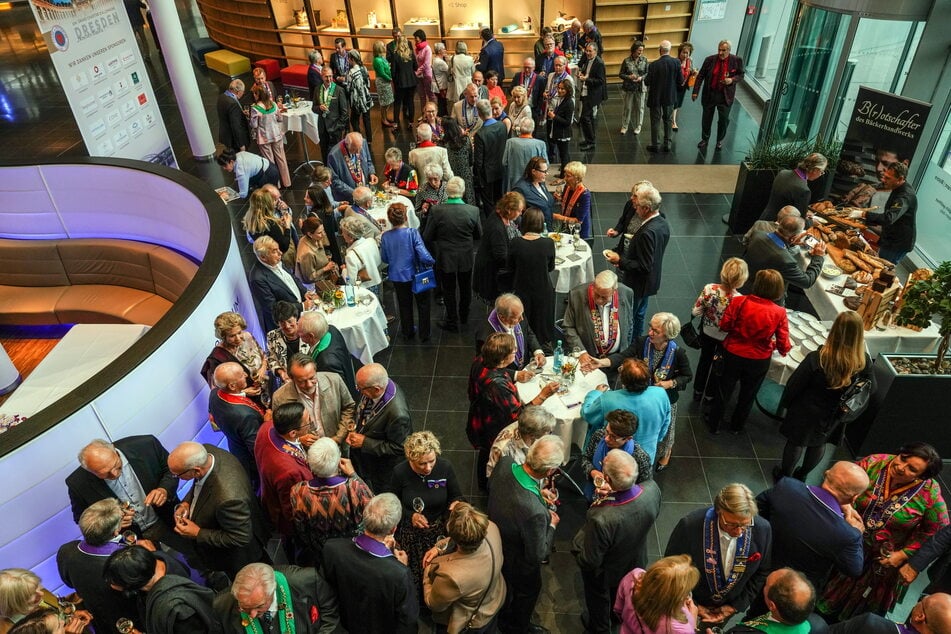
left=446, top=502, right=490, bottom=552
left=404, top=430, right=441, bottom=462
left=714, top=482, right=758, bottom=517
left=242, top=188, right=277, bottom=235
left=373, top=40, right=386, bottom=57
left=631, top=555, right=699, bottom=629
left=719, top=257, right=749, bottom=294
left=819, top=310, right=867, bottom=389
left=496, top=191, right=526, bottom=221
left=396, top=35, right=412, bottom=61
left=0, top=568, right=41, bottom=617
left=563, top=161, right=587, bottom=181
left=510, top=85, right=527, bottom=105
left=214, top=311, right=247, bottom=339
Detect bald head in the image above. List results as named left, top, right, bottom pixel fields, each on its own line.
left=344, top=132, right=364, bottom=152
left=777, top=214, right=806, bottom=238
left=911, top=592, right=951, bottom=634
left=79, top=440, right=121, bottom=480
left=823, top=461, right=871, bottom=505
left=168, top=441, right=211, bottom=476
left=213, top=361, right=247, bottom=392
left=353, top=186, right=373, bottom=207
left=356, top=363, right=389, bottom=389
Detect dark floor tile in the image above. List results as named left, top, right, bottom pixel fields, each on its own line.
left=424, top=411, right=471, bottom=450
left=654, top=502, right=710, bottom=553
left=386, top=346, right=439, bottom=376
left=391, top=375, right=432, bottom=410
left=688, top=415, right=758, bottom=458
left=702, top=457, right=769, bottom=497
left=426, top=377, right=471, bottom=411
left=434, top=347, right=475, bottom=377
left=442, top=449, right=476, bottom=498
left=668, top=415, right=699, bottom=457
left=655, top=457, right=710, bottom=504
left=537, top=550, right=584, bottom=616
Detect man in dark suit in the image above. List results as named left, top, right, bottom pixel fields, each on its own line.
left=297, top=310, right=360, bottom=398
left=574, top=450, right=662, bottom=634
left=476, top=27, right=505, bottom=80
left=510, top=57, right=545, bottom=119
left=489, top=436, right=564, bottom=634
left=321, top=493, right=418, bottom=633
left=853, top=162, right=918, bottom=265
left=692, top=39, right=745, bottom=150
left=473, top=98, right=508, bottom=217
left=346, top=364, right=413, bottom=492
left=217, top=79, right=249, bottom=152
left=474, top=293, right=547, bottom=379
left=67, top=436, right=180, bottom=543
left=829, top=593, right=951, bottom=634
left=665, top=483, right=772, bottom=629
left=577, top=42, right=607, bottom=151
left=215, top=563, right=342, bottom=633
left=208, top=362, right=265, bottom=490
left=423, top=176, right=482, bottom=331
left=742, top=214, right=825, bottom=306
left=756, top=461, right=868, bottom=594
left=249, top=235, right=313, bottom=332
left=326, top=132, right=378, bottom=203
left=565, top=271, right=635, bottom=370
left=605, top=182, right=671, bottom=337
left=759, top=153, right=828, bottom=222
left=168, top=441, right=270, bottom=580
left=644, top=40, right=682, bottom=153
left=903, top=523, right=951, bottom=595
left=728, top=569, right=829, bottom=633
left=312, top=66, right=350, bottom=161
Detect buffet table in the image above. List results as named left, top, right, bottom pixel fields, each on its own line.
left=0, top=324, right=149, bottom=418
left=516, top=357, right=607, bottom=463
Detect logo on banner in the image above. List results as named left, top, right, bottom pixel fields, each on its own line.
left=50, top=25, right=68, bottom=51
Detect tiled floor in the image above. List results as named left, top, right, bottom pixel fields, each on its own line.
left=0, top=1, right=933, bottom=631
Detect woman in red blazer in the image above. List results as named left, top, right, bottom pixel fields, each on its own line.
left=706, top=269, right=790, bottom=434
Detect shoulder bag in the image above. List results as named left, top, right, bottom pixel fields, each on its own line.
left=680, top=314, right=702, bottom=349
left=834, top=375, right=872, bottom=423
left=461, top=540, right=496, bottom=632
left=410, top=228, right=437, bottom=294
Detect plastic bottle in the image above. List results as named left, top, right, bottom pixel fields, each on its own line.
left=344, top=272, right=356, bottom=306
left=283, top=89, right=291, bottom=105
left=541, top=222, right=549, bottom=237
left=553, top=340, right=563, bottom=372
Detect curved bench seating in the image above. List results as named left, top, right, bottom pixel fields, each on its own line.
left=0, top=238, right=198, bottom=326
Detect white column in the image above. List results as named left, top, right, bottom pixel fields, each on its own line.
left=149, top=0, right=217, bottom=160
left=0, top=343, right=21, bottom=396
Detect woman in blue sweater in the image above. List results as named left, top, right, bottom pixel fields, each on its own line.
left=381, top=202, right=435, bottom=341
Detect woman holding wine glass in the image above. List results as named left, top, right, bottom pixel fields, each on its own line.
left=389, top=431, right=465, bottom=606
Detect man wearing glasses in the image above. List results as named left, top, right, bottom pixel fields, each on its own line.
left=760, top=153, right=829, bottom=224
left=665, top=482, right=773, bottom=630
left=692, top=39, right=745, bottom=151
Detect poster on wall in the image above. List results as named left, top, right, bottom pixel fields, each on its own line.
left=831, top=86, right=930, bottom=211
left=27, top=0, right=177, bottom=167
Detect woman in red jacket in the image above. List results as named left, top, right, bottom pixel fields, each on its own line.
left=706, top=268, right=790, bottom=434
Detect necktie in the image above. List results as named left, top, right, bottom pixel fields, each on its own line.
left=260, top=611, right=273, bottom=633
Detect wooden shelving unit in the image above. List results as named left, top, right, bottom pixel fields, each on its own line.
left=197, top=0, right=284, bottom=61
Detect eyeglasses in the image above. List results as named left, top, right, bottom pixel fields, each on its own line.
left=534, top=167, right=549, bottom=173
left=720, top=517, right=753, bottom=529
left=170, top=467, right=196, bottom=478
left=604, top=429, right=632, bottom=441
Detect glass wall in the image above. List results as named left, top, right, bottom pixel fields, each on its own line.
left=912, top=108, right=951, bottom=266
left=741, top=0, right=797, bottom=99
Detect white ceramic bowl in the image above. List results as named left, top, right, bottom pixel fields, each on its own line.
left=801, top=339, right=819, bottom=353
left=821, top=265, right=843, bottom=279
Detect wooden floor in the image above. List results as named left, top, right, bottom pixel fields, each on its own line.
left=0, top=325, right=69, bottom=408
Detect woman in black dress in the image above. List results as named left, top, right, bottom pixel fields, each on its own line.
left=390, top=431, right=464, bottom=603
left=441, top=117, right=475, bottom=205
left=507, top=208, right=556, bottom=347
left=473, top=191, right=525, bottom=305
left=546, top=79, right=575, bottom=178
left=777, top=310, right=874, bottom=480
left=388, top=34, right=419, bottom=131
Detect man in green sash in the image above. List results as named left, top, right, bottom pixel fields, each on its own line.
left=727, top=568, right=826, bottom=633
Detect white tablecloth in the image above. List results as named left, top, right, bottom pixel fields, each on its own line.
left=280, top=101, right=320, bottom=146
left=366, top=194, right=419, bottom=231
left=516, top=356, right=607, bottom=463
left=0, top=324, right=149, bottom=417
left=551, top=239, right=594, bottom=293
left=317, top=289, right=389, bottom=364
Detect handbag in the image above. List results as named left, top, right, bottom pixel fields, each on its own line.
left=680, top=314, right=702, bottom=349
left=834, top=375, right=872, bottom=423
left=410, top=229, right=437, bottom=294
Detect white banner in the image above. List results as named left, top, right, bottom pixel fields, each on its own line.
left=27, top=0, right=177, bottom=167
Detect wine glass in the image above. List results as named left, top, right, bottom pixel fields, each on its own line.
left=412, top=497, right=425, bottom=514
left=121, top=530, right=137, bottom=545
left=116, top=618, right=135, bottom=634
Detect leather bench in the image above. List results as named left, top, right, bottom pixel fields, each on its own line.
left=0, top=238, right=198, bottom=327
left=205, top=49, right=252, bottom=77
left=188, top=37, right=220, bottom=66
left=280, top=63, right=310, bottom=94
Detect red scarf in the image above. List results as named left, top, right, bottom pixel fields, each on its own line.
left=563, top=184, right=587, bottom=218
left=711, top=57, right=728, bottom=91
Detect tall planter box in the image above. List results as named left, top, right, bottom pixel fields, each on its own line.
left=844, top=354, right=951, bottom=457
left=728, top=163, right=777, bottom=235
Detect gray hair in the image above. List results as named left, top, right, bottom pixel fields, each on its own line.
left=495, top=293, right=524, bottom=319
left=232, top=563, right=277, bottom=603
left=455, top=41, right=468, bottom=54
left=363, top=493, right=402, bottom=536
left=79, top=498, right=123, bottom=545
left=352, top=186, right=374, bottom=208
left=715, top=482, right=759, bottom=517
left=799, top=152, right=828, bottom=172
left=423, top=163, right=444, bottom=180
left=79, top=439, right=115, bottom=469
left=298, top=310, right=329, bottom=340
left=308, top=49, right=322, bottom=64
left=384, top=147, right=402, bottom=162
left=340, top=215, right=375, bottom=240
left=583, top=19, right=594, bottom=30
left=518, top=118, right=535, bottom=135
left=719, top=39, right=732, bottom=51
left=306, top=437, right=342, bottom=478
left=177, top=441, right=209, bottom=471
left=476, top=99, right=492, bottom=119
left=635, top=185, right=662, bottom=212
left=446, top=176, right=466, bottom=198
left=417, top=124, right=434, bottom=142
left=518, top=406, right=556, bottom=440
left=228, top=79, right=245, bottom=93
left=253, top=234, right=278, bottom=258
left=659, top=40, right=671, bottom=53
left=603, top=449, right=638, bottom=490
left=344, top=132, right=364, bottom=151
left=525, top=435, right=564, bottom=473
left=777, top=214, right=806, bottom=238
left=434, top=42, right=446, bottom=54
left=357, top=363, right=389, bottom=389
left=651, top=311, right=681, bottom=339
left=594, top=269, right=618, bottom=290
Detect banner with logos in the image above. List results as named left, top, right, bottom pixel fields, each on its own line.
left=27, top=0, right=176, bottom=167
left=831, top=86, right=931, bottom=209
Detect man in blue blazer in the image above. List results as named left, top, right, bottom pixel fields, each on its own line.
left=665, top=483, right=772, bottom=629
left=476, top=28, right=505, bottom=79
left=248, top=235, right=313, bottom=331
left=756, top=461, right=868, bottom=594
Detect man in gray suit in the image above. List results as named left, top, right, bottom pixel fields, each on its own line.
left=742, top=214, right=825, bottom=306
left=574, top=450, right=662, bottom=634
left=568, top=271, right=635, bottom=378
left=168, top=441, right=270, bottom=580
left=473, top=98, right=508, bottom=217
left=423, top=176, right=482, bottom=331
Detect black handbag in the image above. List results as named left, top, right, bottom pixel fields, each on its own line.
left=834, top=375, right=872, bottom=423
left=681, top=315, right=702, bottom=349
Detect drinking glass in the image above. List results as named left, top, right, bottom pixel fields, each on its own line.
left=116, top=618, right=135, bottom=634
left=412, top=497, right=425, bottom=514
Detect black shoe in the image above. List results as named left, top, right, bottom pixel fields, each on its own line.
left=692, top=391, right=703, bottom=402
left=715, top=141, right=723, bottom=150
left=698, top=140, right=708, bottom=149
left=646, top=145, right=660, bottom=153
left=662, top=144, right=671, bottom=152
left=655, top=463, right=669, bottom=473
left=438, top=321, right=458, bottom=332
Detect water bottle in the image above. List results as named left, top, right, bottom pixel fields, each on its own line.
left=541, top=222, right=549, bottom=237
left=344, top=273, right=356, bottom=307
left=553, top=340, right=563, bottom=372
left=283, top=89, right=291, bottom=105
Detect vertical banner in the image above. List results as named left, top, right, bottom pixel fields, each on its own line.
left=831, top=86, right=931, bottom=209
left=27, top=0, right=177, bottom=167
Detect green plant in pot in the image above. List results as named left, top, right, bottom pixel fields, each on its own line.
left=896, top=260, right=951, bottom=373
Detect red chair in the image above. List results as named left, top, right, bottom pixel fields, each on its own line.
left=254, top=58, right=280, bottom=81
left=280, top=64, right=310, bottom=96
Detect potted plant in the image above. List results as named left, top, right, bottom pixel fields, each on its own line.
left=728, top=134, right=842, bottom=234
left=895, top=261, right=951, bottom=372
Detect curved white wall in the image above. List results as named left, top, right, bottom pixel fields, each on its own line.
left=0, top=163, right=260, bottom=592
